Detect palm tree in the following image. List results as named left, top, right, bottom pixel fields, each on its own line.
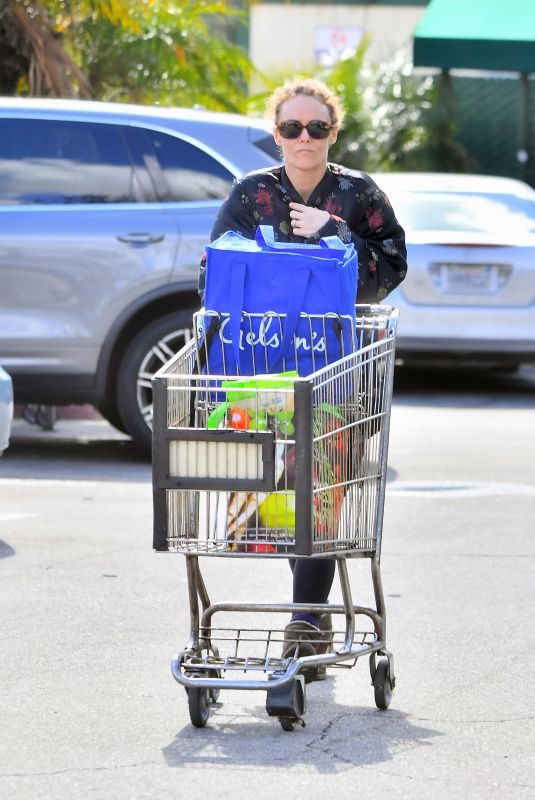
left=0, top=0, right=91, bottom=96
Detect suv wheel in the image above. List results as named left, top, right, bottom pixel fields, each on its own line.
left=97, top=402, right=128, bottom=434
left=115, top=310, right=194, bottom=452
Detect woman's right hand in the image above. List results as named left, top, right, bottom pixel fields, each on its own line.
left=289, top=202, right=330, bottom=237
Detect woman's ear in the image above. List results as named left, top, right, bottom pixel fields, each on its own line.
left=329, top=127, right=338, bottom=146
left=273, top=125, right=282, bottom=147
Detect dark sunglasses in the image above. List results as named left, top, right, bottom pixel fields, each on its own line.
left=276, top=119, right=333, bottom=140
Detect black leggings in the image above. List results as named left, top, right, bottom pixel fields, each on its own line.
left=290, top=558, right=336, bottom=606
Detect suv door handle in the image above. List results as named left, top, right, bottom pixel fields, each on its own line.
left=117, top=233, right=165, bottom=244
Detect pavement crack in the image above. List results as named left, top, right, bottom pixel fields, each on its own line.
left=0, top=761, right=160, bottom=779
left=413, top=714, right=534, bottom=724
left=304, top=712, right=393, bottom=770
left=305, top=711, right=354, bottom=745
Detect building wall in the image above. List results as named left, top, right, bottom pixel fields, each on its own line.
left=250, top=4, right=428, bottom=75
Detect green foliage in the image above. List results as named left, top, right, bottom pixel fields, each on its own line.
left=249, top=41, right=472, bottom=174
left=319, top=37, right=373, bottom=169
left=2, top=0, right=257, bottom=111
left=326, top=49, right=472, bottom=173
left=68, top=1, right=256, bottom=111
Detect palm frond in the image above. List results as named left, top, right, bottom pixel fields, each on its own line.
left=4, top=0, right=91, bottom=97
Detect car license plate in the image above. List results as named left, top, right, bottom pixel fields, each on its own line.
left=438, top=263, right=499, bottom=295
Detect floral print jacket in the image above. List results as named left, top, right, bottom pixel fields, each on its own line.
left=198, top=163, right=407, bottom=303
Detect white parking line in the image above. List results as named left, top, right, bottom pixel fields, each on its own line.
left=0, top=512, right=37, bottom=521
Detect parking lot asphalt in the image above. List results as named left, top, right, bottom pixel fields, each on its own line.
left=1, top=386, right=534, bottom=799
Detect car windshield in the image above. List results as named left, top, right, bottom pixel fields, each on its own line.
left=391, top=191, right=535, bottom=235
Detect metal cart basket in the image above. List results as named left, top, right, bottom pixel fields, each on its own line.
left=152, top=304, right=398, bottom=730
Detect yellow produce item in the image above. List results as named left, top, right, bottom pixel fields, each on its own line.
left=257, top=491, right=296, bottom=531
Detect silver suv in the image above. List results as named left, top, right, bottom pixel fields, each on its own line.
left=0, top=98, right=280, bottom=451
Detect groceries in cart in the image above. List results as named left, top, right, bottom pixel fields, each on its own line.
left=200, top=369, right=352, bottom=552
left=206, top=371, right=296, bottom=429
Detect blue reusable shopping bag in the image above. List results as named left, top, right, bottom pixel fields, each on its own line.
left=202, top=226, right=358, bottom=377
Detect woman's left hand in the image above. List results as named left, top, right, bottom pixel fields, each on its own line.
left=289, top=202, right=330, bottom=238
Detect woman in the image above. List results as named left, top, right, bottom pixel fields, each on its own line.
left=199, top=77, right=407, bottom=682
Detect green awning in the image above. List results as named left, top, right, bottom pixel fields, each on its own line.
left=413, top=0, right=535, bottom=73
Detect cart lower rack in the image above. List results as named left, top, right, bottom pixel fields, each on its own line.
left=152, top=304, right=398, bottom=730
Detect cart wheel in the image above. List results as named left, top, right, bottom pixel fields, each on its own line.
left=188, top=686, right=210, bottom=728
left=373, top=659, right=393, bottom=710
left=266, top=676, right=306, bottom=731
left=280, top=716, right=298, bottom=732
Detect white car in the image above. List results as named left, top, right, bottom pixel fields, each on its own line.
left=374, top=173, right=535, bottom=368
left=0, top=366, right=13, bottom=455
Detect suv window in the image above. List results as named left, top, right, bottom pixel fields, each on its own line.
left=250, top=131, right=281, bottom=162
left=142, top=128, right=234, bottom=202
left=0, top=118, right=136, bottom=205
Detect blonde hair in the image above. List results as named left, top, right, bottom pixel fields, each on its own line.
left=266, top=77, right=345, bottom=129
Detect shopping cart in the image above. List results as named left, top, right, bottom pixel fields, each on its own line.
left=152, top=304, right=398, bottom=730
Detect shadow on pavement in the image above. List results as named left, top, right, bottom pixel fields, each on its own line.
left=162, top=697, right=442, bottom=772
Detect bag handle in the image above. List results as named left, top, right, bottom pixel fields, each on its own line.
left=255, top=225, right=277, bottom=247
left=255, top=225, right=347, bottom=258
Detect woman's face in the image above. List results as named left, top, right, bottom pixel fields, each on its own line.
left=273, top=94, right=338, bottom=174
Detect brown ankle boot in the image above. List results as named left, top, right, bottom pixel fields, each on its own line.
left=317, top=613, right=333, bottom=655
left=281, top=620, right=330, bottom=683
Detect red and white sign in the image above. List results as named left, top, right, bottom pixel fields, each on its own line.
left=315, top=25, right=364, bottom=65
